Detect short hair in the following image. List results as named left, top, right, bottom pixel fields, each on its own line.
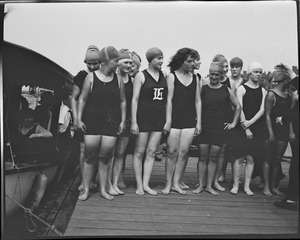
left=168, top=48, right=197, bottom=72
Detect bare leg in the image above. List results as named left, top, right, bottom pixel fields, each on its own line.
left=132, top=133, right=148, bottom=196
left=172, top=128, right=195, bottom=195
left=118, top=154, right=127, bottom=189
left=143, top=132, right=162, bottom=196
left=244, top=155, right=254, bottom=196
left=214, top=144, right=226, bottom=191
left=179, top=156, right=189, bottom=189
left=107, top=153, right=119, bottom=196
left=270, top=141, right=287, bottom=196
left=162, top=129, right=180, bottom=195
left=112, top=136, right=130, bottom=195
left=230, top=157, right=244, bottom=195
left=98, top=136, right=117, bottom=201
left=78, top=135, right=100, bottom=201
left=78, top=141, right=85, bottom=191
left=193, top=144, right=209, bottom=194
left=205, top=145, right=221, bottom=195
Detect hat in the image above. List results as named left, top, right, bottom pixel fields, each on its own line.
left=212, top=54, right=227, bottom=64
left=84, top=45, right=100, bottom=62
left=132, top=51, right=141, bottom=67
left=272, top=72, right=290, bottom=83
left=247, top=61, right=263, bottom=74
left=209, top=62, right=223, bottom=73
left=118, top=48, right=132, bottom=61
left=99, top=46, right=120, bottom=62
left=145, top=47, right=163, bottom=63
left=230, top=57, right=243, bottom=68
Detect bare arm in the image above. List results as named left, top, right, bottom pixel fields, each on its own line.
left=265, top=91, right=276, bottom=141
left=163, top=73, right=175, bottom=133
left=30, top=124, right=53, bottom=138
left=194, top=75, right=202, bottom=136
left=77, top=72, right=93, bottom=133
left=130, top=72, right=144, bottom=135
left=224, top=88, right=241, bottom=130
left=71, top=84, right=81, bottom=128
left=241, top=88, right=267, bottom=130
left=118, top=75, right=127, bottom=134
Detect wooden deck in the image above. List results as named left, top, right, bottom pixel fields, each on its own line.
left=64, top=154, right=299, bottom=237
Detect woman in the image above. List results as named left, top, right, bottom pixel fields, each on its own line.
left=274, top=65, right=298, bottom=210
left=77, top=46, right=126, bottom=201
left=230, top=62, right=267, bottom=196
left=265, top=71, right=292, bottom=196
left=178, top=51, right=202, bottom=190
left=193, top=62, right=240, bottom=195
left=108, top=49, right=134, bottom=195
left=131, top=47, right=167, bottom=196
left=162, top=48, right=201, bottom=195
left=116, top=51, right=142, bottom=189
left=19, top=108, right=53, bottom=139
left=71, top=45, right=101, bottom=192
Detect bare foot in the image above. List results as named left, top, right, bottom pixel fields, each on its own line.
left=244, top=186, right=254, bottom=196
left=144, top=186, right=157, bottom=196
left=135, top=187, right=144, bottom=196
left=108, top=187, right=119, bottom=196
left=205, top=187, right=219, bottom=195
left=78, top=184, right=83, bottom=192
left=100, top=191, right=114, bottom=201
left=179, top=181, right=189, bottom=189
left=171, top=185, right=186, bottom=195
left=218, top=175, right=225, bottom=183
left=78, top=191, right=89, bottom=201
left=161, top=187, right=171, bottom=195
left=113, top=185, right=124, bottom=195
left=118, top=181, right=127, bottom=189
left=192, top=186, right=204, bottom=194
left=262, top=188, right=273, bottom=197
left=272, top=188, right=283, bottom=196
left=78, top=182, right=98, bottom=192
left=90, top=181, right=98, bottom=190
left=230, top=185, right=239, bottom=195
left=214, top=182, right=225, bottom=192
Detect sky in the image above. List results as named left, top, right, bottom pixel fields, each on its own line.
left=3, top=1, right=299, bottom=77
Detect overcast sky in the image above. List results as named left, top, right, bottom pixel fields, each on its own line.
left=4, top=1, right=299, bottom=76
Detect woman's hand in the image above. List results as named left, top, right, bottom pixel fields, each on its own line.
left=245, top=128, right=253, bottom=139
left=118, top=121, right=126, bottom=135
left=194, top=124, right=202, bottom=136
left=77, top=120, right=87, bottom=134
left=163, top=122, right=171, bottom=135
left=224, top=122, right=236, bottom=131
left=130, top=122, right=139, bottom=135
left=240, top=120, right=252, bottom=129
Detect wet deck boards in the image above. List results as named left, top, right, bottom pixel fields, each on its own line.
left=64, top=154, right=298, bottom=237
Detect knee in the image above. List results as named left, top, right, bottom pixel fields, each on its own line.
left=209, top=155, right=218, bottom=163
left=146, top=148, right=156, bottom=158
left=246, top=155, right=254, bottom=165
left=199, top=155, right=207, bottom=162
left=84, top=151, right=98, bottom=164
left=114, top=150, right=124, bottom=160
left=178, top=148, right=189, bottom=159
left=80, top=143, right=85, bottom=154
left=167, top=148, right=178, bottom=159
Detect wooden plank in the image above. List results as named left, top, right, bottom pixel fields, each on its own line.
left=67, top=211, right=298, bottom=227
left=64, top=155, right=299, bottom=237
left=66, top=220, right=297, bottom=235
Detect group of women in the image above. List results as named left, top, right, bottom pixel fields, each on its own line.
left=71, top=45, right=298, bottom=203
